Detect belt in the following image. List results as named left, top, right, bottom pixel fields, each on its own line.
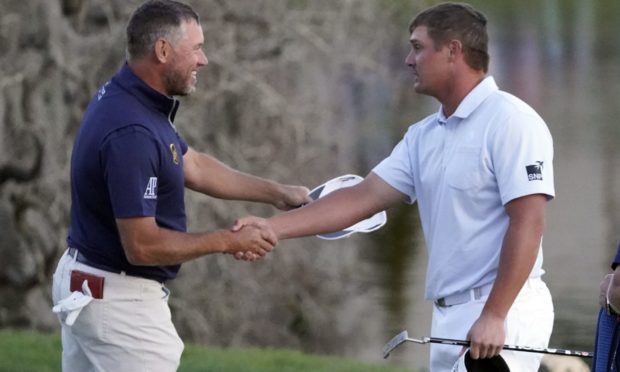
left=67, top=247, right=164, bottom=283
left=435, top=282, right=493, bottom=307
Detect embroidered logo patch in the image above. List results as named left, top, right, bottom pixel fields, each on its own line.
left=144, top=177, right=158, bottom=199
left=170, top=143, right=179, bottom=165
left=526, top=161, right=544, bottom=181
left=97, top=82, right=110, bottom=101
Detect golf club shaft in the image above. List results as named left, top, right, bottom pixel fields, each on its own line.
left=427, top=336, right=593, bottom=358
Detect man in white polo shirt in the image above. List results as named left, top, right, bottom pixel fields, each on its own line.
left=235, top=2, right=554, bottom=371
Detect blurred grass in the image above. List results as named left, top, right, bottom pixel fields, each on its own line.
left=0, top=329, right=61, bottom=372
left=0, top=328, right=410, bottom=372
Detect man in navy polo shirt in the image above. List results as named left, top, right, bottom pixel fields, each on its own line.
left=51, top=1, right=311, bottom=371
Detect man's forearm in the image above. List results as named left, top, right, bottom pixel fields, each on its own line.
left=482, top=195, right=546, bottom=318
left=233, top=173, right=405, bottom=242
left=184, top=149, right=311, bottom=210
left=269, top=173, right=402, bottom=240
left=185, top=151, right=278, bottom=201
left=466, top=196, right=546, bottom=359
left=482, top=226, right=541, bottom=319
left=116, top=217, right=274, bottom=266
left=269, top=188, right=367, bottom=239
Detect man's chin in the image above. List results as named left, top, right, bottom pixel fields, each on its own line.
left=185, top=85, right=197, bottom=95
left=173, top=85, right=196, bottom=97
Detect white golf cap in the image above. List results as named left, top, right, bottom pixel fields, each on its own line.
left=308, top=174, right=387, bottom=240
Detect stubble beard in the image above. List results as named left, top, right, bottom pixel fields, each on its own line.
left=163, top=66, right=195, bottom=96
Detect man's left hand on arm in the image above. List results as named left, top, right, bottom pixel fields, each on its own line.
left=272, top=184, right=312, bottom=210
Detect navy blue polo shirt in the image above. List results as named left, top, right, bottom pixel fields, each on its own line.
left=67, top=63, right=188, bottom=282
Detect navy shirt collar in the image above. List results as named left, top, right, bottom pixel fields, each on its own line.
left=113, top=63, right=180, bottom=123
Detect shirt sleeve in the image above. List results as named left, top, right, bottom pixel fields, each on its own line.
left=177, top=131, right=188, bottom=155
left=490, top=112, right=555, bottom=205
left=100, top=126, right=161, bottom=218
left=372, top=128, right=417, bottom=204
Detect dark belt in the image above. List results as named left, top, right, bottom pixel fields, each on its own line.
left=67, top=247, right=164, bottom=283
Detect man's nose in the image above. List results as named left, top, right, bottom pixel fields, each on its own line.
left=199, top=50, right=208, bottom=66
left=405, top=50, right=415, bottom=67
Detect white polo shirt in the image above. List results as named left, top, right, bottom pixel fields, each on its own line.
left=372, top=76, right=554, bottom=300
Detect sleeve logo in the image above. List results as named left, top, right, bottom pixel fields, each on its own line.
left=97, top=81, right=110, bottom=101
left=144, top=177, right=158, bottom=199
left=526, top=161, right=544, bottom=181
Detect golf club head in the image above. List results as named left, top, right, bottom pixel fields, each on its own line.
left=383, top=330, right=410, bottom=359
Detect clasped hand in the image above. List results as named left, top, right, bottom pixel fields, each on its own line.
left=227, top=184, right=311, bottom=261
left=229, top=216, right=274, bottom=262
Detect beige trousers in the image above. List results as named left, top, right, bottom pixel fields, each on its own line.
left=52, top=249, right=184, bottom=372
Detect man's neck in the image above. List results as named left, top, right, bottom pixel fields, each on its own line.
left=440, top=71, right=486, bottom=117
left=127, top=59, right=169, bottom=96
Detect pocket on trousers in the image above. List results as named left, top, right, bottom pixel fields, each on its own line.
left=52, top=255, right=71, bottom=305
left=70, top=299, right=106, bottom=342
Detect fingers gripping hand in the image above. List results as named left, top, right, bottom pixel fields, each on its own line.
left=234, top=251, right=260, bottom=262
left=231, top=216, right=269, bottom=233
left=230, top=225, right=277, bottom=258
left=466, top=314, right=505, bottom=360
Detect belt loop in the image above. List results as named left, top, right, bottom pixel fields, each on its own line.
left=473, top=287, right=482, bottom=300
left=69, top=248, right=78, bottom=263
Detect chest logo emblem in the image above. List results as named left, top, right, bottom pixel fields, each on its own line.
left=170, top=143, right=179, bottom=165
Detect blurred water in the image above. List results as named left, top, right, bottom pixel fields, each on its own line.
left=354, top=1, right=620, bottom=370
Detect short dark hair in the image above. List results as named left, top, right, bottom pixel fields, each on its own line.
left=409, top=2, right=489, bottom=73
left=126, top=0, right=200, bottom=61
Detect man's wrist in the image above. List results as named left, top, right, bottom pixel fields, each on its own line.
left=212, top=229, right=235, bottom=254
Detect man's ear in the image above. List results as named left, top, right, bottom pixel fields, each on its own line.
left=447, top=40, right=463, bottom=61
left=154, top=38, right=170, bottom=63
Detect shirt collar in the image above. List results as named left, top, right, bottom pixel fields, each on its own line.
left=113, top=63, right=180, bottom=123
left=437, top=76, right=498, bottom=124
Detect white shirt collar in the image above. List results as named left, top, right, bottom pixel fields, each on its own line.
left=437, top=76, right=498, bottom=124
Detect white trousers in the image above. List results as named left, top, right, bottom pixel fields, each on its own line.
left=430, top=277, right=554, bottom=372
left=52, top=249, right=184, bottom=372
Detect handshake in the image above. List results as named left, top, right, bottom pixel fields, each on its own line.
left=221, top=182, right=313, bottom=261
left=221, top=174, right=389, bottom=262
left=227, top=216, right=276, bottom=262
